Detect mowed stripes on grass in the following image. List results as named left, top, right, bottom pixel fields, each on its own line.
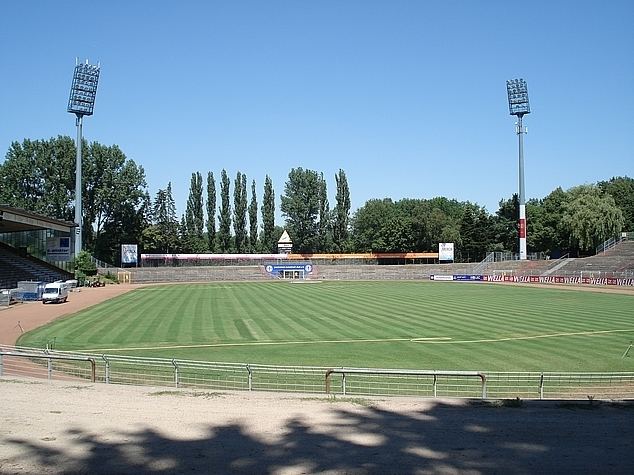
left=17, top=281, right=634, bottom=372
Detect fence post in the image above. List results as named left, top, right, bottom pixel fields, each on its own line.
left=102, top=355, right=110, bottom=384
left=88, top=358, right=96, bottom=383
left=47, top=356, right=52, bottom=380
left=246, top=364, right=252, bottom=391
left=342, top=372, right=346, bottom=395
left=433, top=374, right=437, bottom=397
left=172, top=359, right=179, bottom=388
left=539, top=373, right=544, bottom=400
left=480, top=374, right=487, bottom=399
left=325, top=370, right=333, bottom=394
left=0, top=353, right=3, bottom=377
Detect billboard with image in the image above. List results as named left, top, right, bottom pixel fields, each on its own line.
left=438, top=243, right=454, bottom=262
left=121, top=244, right=138, bottom=265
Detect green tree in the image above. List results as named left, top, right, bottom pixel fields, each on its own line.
left=457, top=204, right=491, bottom=262
left=538, top=187, right=570, bottom=255
left=333, top=169, right=351, bottom=251
left=218, top=169, right=232, bottom=252
left=184, top=171, right=206, bottom=252
left=72, top=250, right=97, bottom=280
left=81, top=143, right=147, bottom=263
left=562, top=185, right=624, bottom=253
left=143, top=182, right=179, bottom=253
left=280, top=168, right=322, bottom=253
left=394, top=199, right=428, bottom=251
left=248, top=179, right=259, bottom=251
left=598, top=176, right=634, bottom=232
left=424, top=197, right=464, bottom=251
left=233, top=171, right=248, bottom=252
left=351, top=198, right=396, bottom=252
left=261, top=175, right=275, bottom=253
left=0, top=137, right=76, bottom=220
left=317, top=173, right=333, bottom=252
left=42, top=137, right=77, bottom=221
left=206, top=172, right=217, bottom=252
left=492, top=194, right=519, bottom=252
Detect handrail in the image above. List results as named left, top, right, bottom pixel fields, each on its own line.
left=596, top=232, right=632, bottom=255
left=0, top=351, right=96, bottom=382
left=540, top=253, right=569, bottom=276
left=473, top=253, right=495, bottom=274
left=325, top=368, right=487, bottom=398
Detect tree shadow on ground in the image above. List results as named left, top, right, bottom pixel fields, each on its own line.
left=5, top=400, right=634, bottom=474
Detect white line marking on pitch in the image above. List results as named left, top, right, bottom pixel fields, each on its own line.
left=411, top=328, right=634, bottom=344
left=84, top=337, right=450, bottom=353
left=78, top=328, right=634, bottom=353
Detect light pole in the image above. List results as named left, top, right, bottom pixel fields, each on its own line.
left=506, top=78, right=530, bottom=260
left=68, top=59, right=100, bottom=257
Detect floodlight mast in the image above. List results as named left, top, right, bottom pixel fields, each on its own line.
left=68, top=59, right=100, bottom=257
left=506, top=78, right=530, bottom=260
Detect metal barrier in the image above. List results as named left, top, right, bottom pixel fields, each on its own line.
left=0, top=351, right=96, bottom=382
left=1, top=346, right=633, bottom=399
left=325, top=368, right=487, bottom=398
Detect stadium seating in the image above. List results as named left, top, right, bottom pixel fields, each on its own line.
left=105, top=239, right=634, bottom=284
left=0, top=243, right=73, bottom=289
left=552, top=240, right=634, bottom=277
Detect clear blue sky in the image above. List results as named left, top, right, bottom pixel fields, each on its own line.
left=1, top=1, right=632, bottom=219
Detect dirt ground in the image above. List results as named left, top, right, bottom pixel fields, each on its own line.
left=1, top=282, right=634, bottom=474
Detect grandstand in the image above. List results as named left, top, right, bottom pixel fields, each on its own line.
left=0, top=243, right=72, bottom=289
left=552, top=237, right=634, bottom=277
left=119, top=237, right=634, bottom=285
left=0, top=205, right=74, bottom=289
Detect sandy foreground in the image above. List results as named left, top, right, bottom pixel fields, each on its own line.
left=1, top=283, right=634, bottom=474
left=0, top=378, right=633, bottom=475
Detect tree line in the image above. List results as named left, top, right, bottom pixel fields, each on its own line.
left=1, top=136, right=631, bottom=264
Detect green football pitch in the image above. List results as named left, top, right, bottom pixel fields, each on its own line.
left=18, top=281, right=634, bottom=372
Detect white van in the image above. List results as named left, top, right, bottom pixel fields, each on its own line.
left=42, top=282, right=69, bottom=304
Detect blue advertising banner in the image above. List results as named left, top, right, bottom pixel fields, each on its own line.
left=453, top=274, right=484, bottom=281
left=264, top=263, right=313, bottom=276
left=431, top=274, right=484, bottom=282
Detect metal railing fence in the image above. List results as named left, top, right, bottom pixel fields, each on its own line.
left=488, top=269, right=634, bottom=280
left=2, top=346, right=633, bottom=400
left=0, top=350, right=96, bottom=382
left=596, top=232, right=632, bottom=255
left=325, top=368, right=488, bottom=398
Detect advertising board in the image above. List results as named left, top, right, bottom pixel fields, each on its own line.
left=121, top=244, right=138, bottom=265
left=438, top=243, right=454, bottom=261
left=46, top=237, right=71, bottom=261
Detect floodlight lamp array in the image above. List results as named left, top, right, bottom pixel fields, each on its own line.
left=506, top=78, right=530, bottom=116
left=67, top=62, right=100, bottom=116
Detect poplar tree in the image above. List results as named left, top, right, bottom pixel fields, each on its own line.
left=318, top=172, right=332, bottom=252
left=184, top=171, right=206, bottom=252
left=218, top=169, right=232, bottom=252
left=206, top=171, right=216, bottom=252
left=333, top=169, right=351, bottom=251
left=249, top=179, right=259, bottom=251
left=233, top=171, right=248, bottom=252
left=261, top=175, right=276, bottom=253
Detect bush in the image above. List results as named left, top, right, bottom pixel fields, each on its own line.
left=73, top=251, right=97, bottom=277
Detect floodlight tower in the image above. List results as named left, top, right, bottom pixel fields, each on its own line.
left=506, top=78, right=530, bottom=260
left=68, top=59, right=100, bottom=257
